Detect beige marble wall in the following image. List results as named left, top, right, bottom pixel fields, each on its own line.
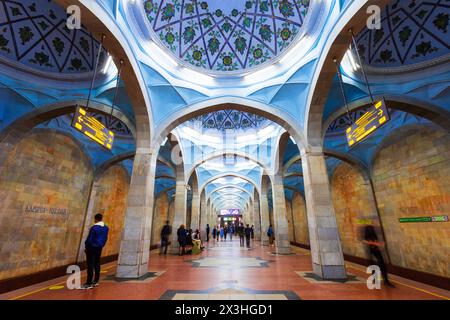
left=91, top=165, right=130, bottom=257
left=0, top=130, right=93, bottom=280
left=292, top=192, right=309, bottom=245
left=372, top=126, right=450, bottom=278
left=331, top=163, right=377, bottom=259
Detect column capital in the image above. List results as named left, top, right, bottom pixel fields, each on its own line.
left=300, top=146, right=324, bottom=157
left=135, top=148, right=154, bottom=155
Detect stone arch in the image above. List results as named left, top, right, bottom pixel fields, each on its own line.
left=151, top=97, right=306, bottom=152
left=210, top=193, right=250, bottom=206
left=305, top=0, right=390, bottom=148
left=0, top=99, right=136, bottom=142
left=208, top=185, right=254, bottom=201
left=0, top=100, right=136, bottom=169
left=322, top=95, right=450, bottom=139
left=186, top=150, right=271, bottom=183
left=54, top=0, right=152, bottom=149
left=283, top=149, right=369, bottom=177
left=199, top=172, right=260, bottom=196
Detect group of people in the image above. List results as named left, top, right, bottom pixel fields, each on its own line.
left=175, top=224, right=204, bottom=256
left=78, top=214, right=395, bottom=290
left=206, top=223, right=255, bottom=248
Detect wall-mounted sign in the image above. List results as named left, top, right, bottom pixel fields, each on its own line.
left=346, top=98, right=390, bottom=148
left=399, top=215, right=448, bottom=223
left=72, top=106, right=114, bottom=150
left=356, top=219, right=374, bottom=225
left=25, top=205, right=68, bottom=215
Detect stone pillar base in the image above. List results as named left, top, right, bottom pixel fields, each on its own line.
left=275, top=245, right=291, bottom=255
left=116, top=262, right=148, bottom=279
left=313, top=263, right=347, bottom=280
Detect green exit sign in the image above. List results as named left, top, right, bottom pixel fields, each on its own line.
left=399, top=215, right=448, bottom=223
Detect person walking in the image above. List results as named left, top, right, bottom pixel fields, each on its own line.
left=160, top=220, right=172, bottom=255
left=212, top=225, right=217, bottom=242
left=81, top=213, right=109, bottom=289
left=251, top=225, right=255, bottom=240
left=267, top=225, right=275, bottom=246
left=224, top=225, right=228, bottom=240
left=244, top=224, right=252, bottom=248
left=362, top=224, right=395, bottom=288
left=238, top=223, right=245, bottom=247
left=177, top=224, right=187, bottom=256
left=228, top=225, right=233, bottom=241
left=220, top=226, right=224, bottom=241
left=206, top=224, right=210, bottom=242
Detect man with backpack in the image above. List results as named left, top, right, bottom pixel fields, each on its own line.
left=81, top=213, right=109, bottom=289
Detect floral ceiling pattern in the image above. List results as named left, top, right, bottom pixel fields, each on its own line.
left=190, top=110, right=266, bottom=131
left=0, top=0, right=107, bottom=74
left=143, top=0, right=310, bottom=72
left=355, top=0, right=449, bottom=67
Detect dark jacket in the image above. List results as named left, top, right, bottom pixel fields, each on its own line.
left=85, top=222, right=109, bottom=251
left=177, top=228, right=187, bottom=242
left=244, top=227, right=252, bottom=237
left=161, top=224, right=172, bottom=239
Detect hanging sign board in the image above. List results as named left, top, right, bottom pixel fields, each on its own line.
left=398, top=215, right=448, bottom=223
left=220, top=209, right=240, bottom=216
left=72, top=106, right=114, bottom=150
left=346, top=98, right=390, bottom=147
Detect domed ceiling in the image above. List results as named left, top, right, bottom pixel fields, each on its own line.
left=143, top=0, right=310, bottom=72
left=190, top=110, right=266, bottom=131
left=0, top=0, right=107, bottom=74
left=355, top=0, right=449, bottom=68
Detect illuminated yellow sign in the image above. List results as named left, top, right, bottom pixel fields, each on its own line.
left=72, top=107, right=114, bottom=150
left=346, top=98, right=390, bottom=147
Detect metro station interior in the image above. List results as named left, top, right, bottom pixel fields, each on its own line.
left=0, top=0, right=449, bottom=301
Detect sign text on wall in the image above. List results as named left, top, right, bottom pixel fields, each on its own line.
left=398, top=215, right=448, bottom=223
left=25, top=205, right=68, bottom=216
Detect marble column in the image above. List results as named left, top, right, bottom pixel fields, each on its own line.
left=301, top=149, right=347, bottom=280
left=199, top=191, right=207, bottom=240
left=190, top=180, right=200, bottom=231
left=169, top=164, right=187, bottom=254
left=271, top=174, right=291, bottom=254
left=260, top=177, right=271, bottom=246
left=116, top=152, right=156, bottom=278
left=252, top=191, right=261, bottom=240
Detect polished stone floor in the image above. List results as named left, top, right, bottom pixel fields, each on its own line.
left=1, top=239, right=449, bottom=300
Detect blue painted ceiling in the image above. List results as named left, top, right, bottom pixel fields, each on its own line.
left=143, top=0, right=310, bottom=72
left=355, top=0, right=449, bottom=67
left=0, top=0, right=108, bottom=74
left=189, top=109, right=267, bottom=131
